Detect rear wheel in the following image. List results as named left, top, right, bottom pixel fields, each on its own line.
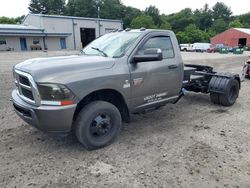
left=210, top=79, right=239, bottom=106
left=75, top=101, right=122, bottom=150
left=219, top=79, right=239, bottom=106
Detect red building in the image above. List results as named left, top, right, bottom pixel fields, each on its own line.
left=211, top=28, right=250, bottom=47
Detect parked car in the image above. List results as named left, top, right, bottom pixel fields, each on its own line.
left=208, top=44, right=233, bottom=53
left=180, top=44, right=193, bottom=51
left=30, top=44, right=42, bottom=50
left=215, top=43, right=224, bottom=50
left=215, top=44, right=232, bottom=52
left=207, top=46, right=216, bottom=53
left=193, top=43, right=211, bottom=52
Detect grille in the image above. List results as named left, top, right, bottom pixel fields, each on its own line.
left=21, top=88, right=34, bottom=100
left=14, top=70, right=40, bottom=105
left=19, top=75, right=30, bottom=86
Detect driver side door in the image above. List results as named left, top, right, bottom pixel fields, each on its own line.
left=129, top=34, right=181, bottom=112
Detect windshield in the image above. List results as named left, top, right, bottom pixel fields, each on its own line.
left=81, top=32, right=141, bottom=58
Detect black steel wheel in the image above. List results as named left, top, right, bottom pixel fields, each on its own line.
left=75, top=101, right=122, bottom=150
left=90, top=114, right=112, bottom=138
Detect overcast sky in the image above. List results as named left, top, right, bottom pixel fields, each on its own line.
left=0, top=0, right=249, bottom=18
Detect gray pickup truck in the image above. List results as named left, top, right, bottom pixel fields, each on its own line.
left=12, top=29, right=240, bottom=150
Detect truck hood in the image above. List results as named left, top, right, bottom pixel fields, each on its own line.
left=15, top=55, right=115, bottom=82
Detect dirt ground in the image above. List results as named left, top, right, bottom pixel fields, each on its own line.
left=0, top=51, right=250, bottom=188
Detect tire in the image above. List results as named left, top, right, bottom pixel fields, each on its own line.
left=75, top=101, right=122, bottom=150
left=210, top=79, right=239, bottom=106
left=210, top=93, right=220, bottom=104
left=219, top=79, right=239, bottom=106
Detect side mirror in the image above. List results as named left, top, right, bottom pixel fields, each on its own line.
left=132, top=48, right=163, bottom=63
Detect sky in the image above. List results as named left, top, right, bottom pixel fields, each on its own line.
left=0, top=0, right=249, bottom=18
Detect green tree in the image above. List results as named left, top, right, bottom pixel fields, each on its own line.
left=239, top=12, right=250, bottom=28
left=65, top=0, right=75, bottom=16
left=194, top=4, right=213, bottom=31
left=0, top=17, right=16, bottom=24
left=229, top=19, right=243, bottom=28
left=66, top=0, right=124, bottom=19
left=165, top=8, right=195, bottom=33
left=29, top=0, right=44, bottom=14
left=121, top=6, right=142, bottom=28
left=0, top=15, right=25, bottom=24
left=99, top=0, right=123, bottom=19
left=66, top=0, right=96, bottom=17
left=176, top=31, right=190, bottom=43
left=15, top=15, right=25, bottom=24
left=211, top=18, right=228, bottom=33
left=49, top=0, right=65, bottom=14
left=130, top=15, right=156, bottom=29
left=212, top=2, right=232, bottom=22
left=145, top=5, right=162, bottom=26
left=184, top=24, right=206, bottom=43
left=29, top=0, right=65, bottom=15
left=176, top=24, right=210, bottom=43
left=160, top=22, right=172, bottom=30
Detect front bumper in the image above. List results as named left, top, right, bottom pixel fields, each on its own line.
left=11, top=89, right=77, bottom=133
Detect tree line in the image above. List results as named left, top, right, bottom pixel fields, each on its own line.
left=1, top=0, right=250, bottom=43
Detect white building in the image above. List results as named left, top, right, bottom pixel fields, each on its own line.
left=0, top=14, right=123, bottom=51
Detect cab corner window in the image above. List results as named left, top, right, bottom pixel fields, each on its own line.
left=137, top=36, right=175, bottom=59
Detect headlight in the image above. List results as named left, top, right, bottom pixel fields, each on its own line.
left=38, top=83, right=75, bottom=106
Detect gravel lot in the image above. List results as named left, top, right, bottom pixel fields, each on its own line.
left=0, top=51, right=250, bottom=188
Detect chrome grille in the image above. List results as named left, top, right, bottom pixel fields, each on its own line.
left=14, top=69, right=40, bottom=106
left=19, top=75, right=30, bottom=86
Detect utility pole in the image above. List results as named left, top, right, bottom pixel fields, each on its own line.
left=96, top=0, right=102, bottom=37
left=98, top=6, right=100, bottom=37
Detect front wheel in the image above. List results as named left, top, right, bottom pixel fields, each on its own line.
left=75, top=101, right=122, bottom=150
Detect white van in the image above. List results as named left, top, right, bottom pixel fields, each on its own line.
left=180, top=44, right=194, bottom=51
left=193, top=43, right=211, bottom=52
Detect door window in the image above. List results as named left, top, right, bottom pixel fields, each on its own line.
left=137, top=36, right=175, bottom=59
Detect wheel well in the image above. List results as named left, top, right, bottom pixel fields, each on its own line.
left=73, top=89, right=130, bottom=123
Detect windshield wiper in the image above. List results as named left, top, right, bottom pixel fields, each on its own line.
left=91, top=47, right=108, bottom=57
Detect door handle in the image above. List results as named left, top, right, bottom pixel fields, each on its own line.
left=168, top=65, right=178, bottom=69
